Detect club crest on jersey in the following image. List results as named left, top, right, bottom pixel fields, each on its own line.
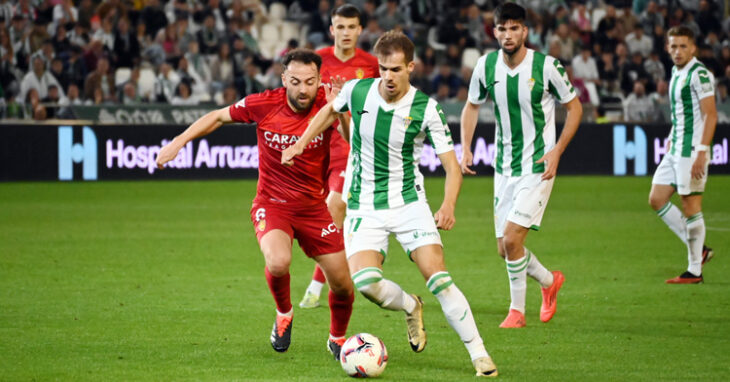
left=404, top=116, right=413, bottom=128
left=527, top=78, right=536, bottom=91
left=257, top=219, right=266, bottom=231
left=356, top=68, right=365, bottom=79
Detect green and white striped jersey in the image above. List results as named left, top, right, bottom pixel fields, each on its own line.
left=668, top=57, right=715, bottom=157
left=468, top=49, right=577, bottom=176
left=333, top=78, right=454, bottom=210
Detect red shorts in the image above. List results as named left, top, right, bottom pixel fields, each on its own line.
left=327, top=165, right=347, bottom=194
left=250, top=202, right=344, bottom=257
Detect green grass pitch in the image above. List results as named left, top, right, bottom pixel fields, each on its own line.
left=1, top=176, right=729, bottom=381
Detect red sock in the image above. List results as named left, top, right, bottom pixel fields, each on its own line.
left=312, top=264, right=327, bottom=283
left=265, top=267, right=292, bottom=314
left=328, top=290, right=354, bottom=338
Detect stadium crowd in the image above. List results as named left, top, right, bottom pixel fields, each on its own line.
left=1, top=0, right=730, bottom=122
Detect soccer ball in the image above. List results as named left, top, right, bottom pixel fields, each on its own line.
left=339, top=333, right=388, bottom=378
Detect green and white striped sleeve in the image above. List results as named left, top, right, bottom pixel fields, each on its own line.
left=424, top=100, right=455, bottom=154
left=332, top=79, right=358, bottom=113
left=692, top=67, right=715, bottom=100
left=546, top=58, right=577, bottom=104
left=467, top=55, right=488, bottom=104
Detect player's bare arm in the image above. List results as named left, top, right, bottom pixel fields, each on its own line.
left=157, top=107, right=233, bottom=169
left=281, top=102, right=341, bottom=166
left=325, top=75, right=351, bottom=143
left=536, top=97, right=582, bottom=180
left=459, top=101, right=481, bottom=175
left=434, top=151, right=463, bottom=231
left=692, top=95, right=717, bottom=179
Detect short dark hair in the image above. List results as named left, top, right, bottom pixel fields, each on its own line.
left=373, top=31, right=415, bottom=63
left=282, top=48, right=322, bottom=71
left=331, top=4, right=362, bottom=25
left=494, top=2, right=526, bottom=25
left=667, top=26, right=695, bottom=42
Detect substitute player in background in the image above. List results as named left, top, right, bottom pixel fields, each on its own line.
left=284, top=31, right=498, bottom=377
left=299, top=4, right=380, bottom=309
left=460, top=3, right=582, bottom=328
left=156, top=49, right=354, bottom=359
left=648, top=26, right=716, bottom=284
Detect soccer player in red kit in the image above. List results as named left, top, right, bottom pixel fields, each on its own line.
left=299, top=4, right=380, bottom=309
left=156, top=49, right=354, bottom=360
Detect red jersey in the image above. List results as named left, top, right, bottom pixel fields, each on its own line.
left=317, top=46, right=380, bottom=168
left=228, top=87, right=333, bottom=207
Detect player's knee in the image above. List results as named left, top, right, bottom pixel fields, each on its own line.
left=502, top=236, right=522, bottom=258
left=264, top=256, right=291, bottom=276
left=648, top=194, right=664, bottom=210
left=329, top=276, right=354, bottom=296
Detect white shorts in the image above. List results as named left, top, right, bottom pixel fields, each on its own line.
left=494, top=172, right=554, bottom=238
left=343, top=201, right=442, bottom=259
left=652, top=152, right=709, bottom=195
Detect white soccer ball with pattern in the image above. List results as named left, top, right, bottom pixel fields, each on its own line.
left=339, top=333, right=388, bottom=378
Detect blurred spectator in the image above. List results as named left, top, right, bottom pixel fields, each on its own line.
left=170, top=80, right=198, bottom=105
left=359, top=18, right=383, bottom=49
left=65, top=83, right=83, bottom=105
left=197, top=13, right=221, bottom=55
left=410, top=59, right=432, bottom=94
left=157, top=24, right=181, bottom=60
left=623, top=81, right=654, bottom=122
left=527, top=16, right=545, bottom=52
left=375, top=0, right=406, bottom=34
left=571, top=46, right=600, bottom=105
left=49, top=57, right=69, bottom=92
left=682, top=12, right=701, bottom=40
left=431, top=64, right=462, bottom=99
left=451, top=85, right=468, bottom=103
left=173, top=15, right=195, bottom=53
left=77, top=0, right=94, bottom=28
left=218, top=84, right=238, bottom=106
left=67, top=46, right=87, bottom=88
left=28, top=17, right=50, bottom=55
left=547, top=24, right=574, bottom=63
left=121, top=82, right=143, bottom=105
left=141, top=0, right=168, bottom=40
left=643, top=51, right=666, bottom=85
left=625, top=23, right=652, bottom=58
left=618, top=6, right=639, bottom=38
left=465, top=4, right=487, bottom=50
left=83, top=56, right=115, bottom=102
left=19, top=54, right=63, bottom=102
left=94, top=17, right=115, bottom=51
left=597, top=5, right=618, bottom=37
left=52, top=0, right=77, bottom=33
left=113, top=17, right=140, bottom=68
left=13, top=0, right=36, bottom=21
left=154, top=62, right=180, bottom=102
left=571, top=3, right=591, bottom=34
left=235, top=60, right=265, bottom=97
left=41, top=84, right=67, bottom=119
left=210, top=43, right=233, bottom=93
left=0, top=28, right=20, bottom=95
left=68, top=20, right=91, bottom=49
left=176, top=56, right=209, bottom=101
left=697, top=0, right=721, bottom=36
left=52, top=24, right=72, bottom=57
left=445, top=45, right=462, bottom=71
left=434, top=82, right=450, bottom=103
left=4, top=92, right=25, bottom=119
left=597, top=51, right=619, bottom=96
left=0, top=0, right=13, bottom=24
left=207, top=0, right=229, bottom=34
left=308, top=0, right=334, bottom=46
left=621, top=51, right=652, bottom=95
left=639, top=1, right=663, bottom=36
left=698, top=44, right=722, bottom=76
left=649, top=79, right=670, bottom=123
left=257, top=61, right=284, bottom=89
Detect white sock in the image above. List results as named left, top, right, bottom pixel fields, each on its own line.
left=656, top=202, right=688, bottom=244
left=506, top=256, right=528, bottom=314
left=277, top=308, right=293, bottom=317
left=525, top=247, right=553, bottom=288
left=427, top=272, right=489, bottom=360
left=306, top=280, right=324, bottom=296
left=686, top=212, right=705, bottom=276
left=352, top=267, right=416, bottom=312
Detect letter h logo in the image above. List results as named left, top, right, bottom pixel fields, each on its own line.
left=613, top=125, right=647, bottom=176
left=58, top=126, right=97, bottom=180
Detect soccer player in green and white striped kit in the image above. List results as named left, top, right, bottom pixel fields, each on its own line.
left=283, top=31, right=498, bottom=378
left=649, top=26, right=717, bottom=284
left=460, top=2, right=582, bottom=329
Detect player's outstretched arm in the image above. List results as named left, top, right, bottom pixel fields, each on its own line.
left=281, top=102, right=340, bottom=166
left=157, top=107, right=233, bottom=169
left=692, top=95, right=717, bottom=179
left=459, top=101, right=480, bottom=175
left=434, top=151, right=463, bottom=231
left=536, top=97, right=582, bottom=180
